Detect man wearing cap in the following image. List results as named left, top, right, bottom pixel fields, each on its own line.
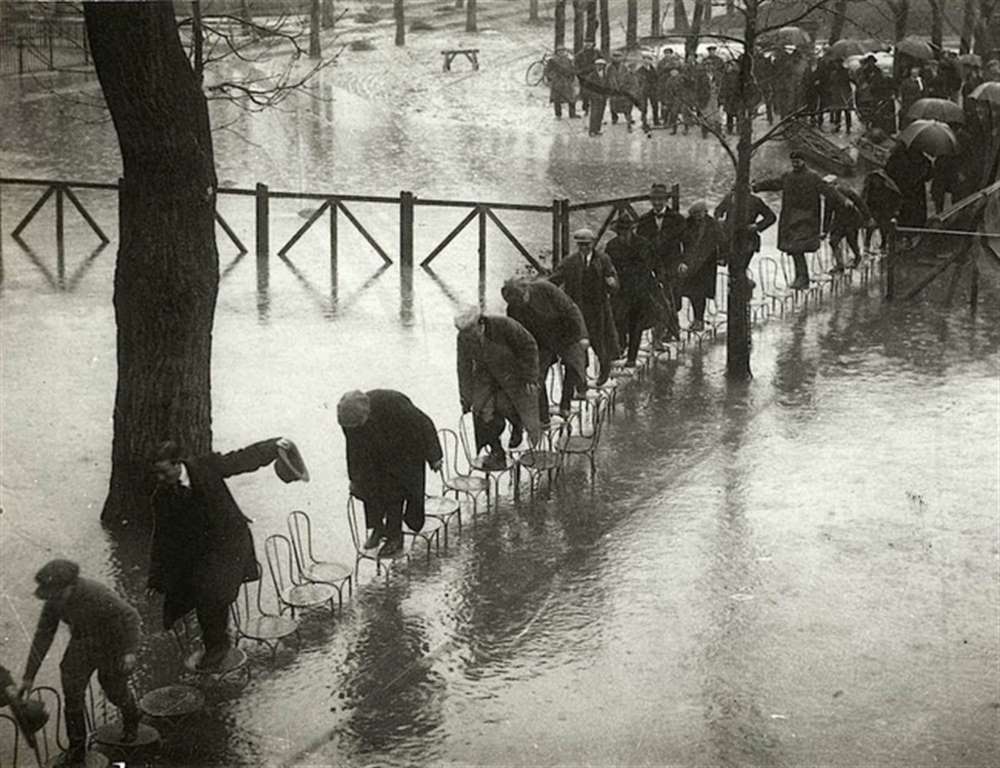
left=605, top=217, right=658, bottom=365
left=636, top=183, right=688, bottom=340
left=753, top=152, right=846, bottom=289
left=659, top=66, right=686, bottom=134
left=585, top=57, right=609, bottom=136
left=546, top=47, right=579, bottom=119
left=21, top=560, right=141, bottom=764
left=713, top=183, right=777, bottom=268
left=502, top=277, right=589, bottom=423
left=339, top=390, right=443, bottom=558
left=455, top=307, right=540, bottom=470
left=703, top=45, right=725, bottom=79
left=637, top=54, right=659, bottom=127
left=148, top=436, right=299, bottom=670
left=549, top=227, right=620, bottom=387
left=681, top=201, right=725, bottom=331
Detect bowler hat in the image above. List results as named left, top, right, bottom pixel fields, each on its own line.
left=34, top=559, right=79, bottom=599
left=275, top=440, right=310, bottom=483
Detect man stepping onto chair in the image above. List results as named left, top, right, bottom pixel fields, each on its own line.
left=20, top=560, right=141, bottom=767
left=148, top=437, right=305, bottom=671
left=338, top=390, right=444, bottom=559
left=455, top=305, right=541, bottom=470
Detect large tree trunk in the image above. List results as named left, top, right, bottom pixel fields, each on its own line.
left=674, top=0, right=690, bottom=33
left=555, top=0, right=567, bottom=48
left=395, top=0, right=404, bottom=46
left=530, top=0, right=539, bottom=23
left=626, top=0, right=637, bottom=48
left=975, top=1, right=997, bottom=56
left=466, top=0, right=477, bottom=33
left=574, top=0, right=585, bottom=52
left=651, top=0, right=660, bottom=36
left=686, top=0, right=705, bottom=60
left=891, top=0, right=910, bottom=43
left=322, top=0, right=335, bottom=29
left=84, top=1, right=219, bottom=527
left=929, top=0, right=943, bottom=52
left=192, top=1, right=203, bottom=82
left=829, top=0, right=848, bottom=44
left=586, top=0, right=597, bottom=43
left=309, top=0, right=320, bottom=58
left=961, top=0, right=977, bottom=53
left=599, top=0, right=609, bottom=54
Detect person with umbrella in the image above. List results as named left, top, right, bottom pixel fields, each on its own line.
left=753, top=150, right=848, bottom=290
left=862, top=169, right=902, bottom=254
left=961, top=61, right=984, bottom=101
left=899, top=66, right=926, bottom=128
left=822, top=175, right=872, bottom=271
left=884, top=141, right=933, bottom=229
left=605, top=216, right=658, bottom=366
left=338, top=390, right=443, bottom=558
left=545, top=47, right=579, bottom=119
left=454, top=306, right=540, bottom=470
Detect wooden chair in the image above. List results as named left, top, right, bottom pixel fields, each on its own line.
left=230, top=561, right=301, bottom=662
left=287, top=509, right=353, bottom=611
left=438, top=427, right=490, bottom=515
left=264, top=534, right=337, bottom=619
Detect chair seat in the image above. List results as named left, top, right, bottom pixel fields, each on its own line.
left=139, top=684, right=205, bottom=719
left=405, top=516, right=443, bottom=539
left=184, top=646, right=248, bottom=675
left=303, top=561, right=352, bottom=584
left=91, top=721, right=161, bottom=748
left=241, top=614, right=299, bottom=641
left=516, top=451, right=561, bottom=471
left=281, top=582, right=337, bottom=608
left=469, top=455, right=516, bottom=473
left=445, top=475, right=489, bottom=493
left=563, top=435, right=595, bottom=452
left=425, top=496, right=461, bottom=517
left=48, top=751, right=109, bottom=768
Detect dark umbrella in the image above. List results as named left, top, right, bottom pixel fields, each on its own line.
left=827, top=39, right=879, bottom=59
left=898, top=119, right=958, bottom=157
left=895, top=36, right=935, bottom=60
left=970, top=81, right=1000, bottom=104
left=767, top=26, right=811, bottom=48
left=906, top=98, right=966, bottom=124
left=958, top=53, right=983, bottom=67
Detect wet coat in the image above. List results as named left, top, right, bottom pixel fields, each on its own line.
left=826, top=64, right=853, bottom=110
left=899, top=76, right=925, bottom=122
left=681, top=215, right=725, bottom=300
left=505, top=279, right=589, bottom=386
left=720, top=67, right=741, bottom=113
left=884, top=144, right=931, bottom=227
left=607, top=61, right=639, bottom=113
left=575, top=47, right=600, bottom=97
left=754, top=168, right=842, bottom=253
left=824, top=184, right=872, bottom=235
left=862, top=170, right=903, bottom=224
left=457, top=315, right=541, bottom=446
left=344, top=390, right=442, bottom=533
left=546, top=53, right=578, bottom=105
left=549, top=249, right=621, bottom=369
left=714, top=191, right=777, bottom=262
left=149, top=439, right=282, bottom=629
left=605, top=233, right=660, bottom=334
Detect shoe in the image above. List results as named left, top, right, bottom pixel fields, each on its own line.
left=596, top=371, right=610, bottom=386
left=623, top=359, right=637, bottom=368
left=690, top=320, right=705, bottom=332
left=51, top=748, right=86, bottom=768
left=121, top=721, right=139, bottom=744
left=508, top=425, right=523, bottom=449
left=196, top=643, right=231, bottom=671
left=482, top=452, right=508, bottom=471
left=791, top=278, right=810, bottom=290
left=558, top=406, right=571, bottom=420
left=363, top=529, right=383, bottom=549
left=377, top=538, right=404, bottom=558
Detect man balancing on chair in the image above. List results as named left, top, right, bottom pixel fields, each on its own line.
left=147, top=436, right=308, bottom=671
left=19, top=560, right=141, bottom=767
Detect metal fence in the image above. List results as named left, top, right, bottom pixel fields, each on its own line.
left=0, top=15, right=91, bottom=76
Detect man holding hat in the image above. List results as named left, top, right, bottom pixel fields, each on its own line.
left=636, top=183, right=688, bottom=340
left=754, top=152, right=846, bottom=289
left=338, top=390, right=443, bottom=558
left=605, top=216, right=658, bottom=365
left=502, top=277, right=589, bottom=424
left=21, top=560, right=141, bottom=764
left=148, top=436, right=303, bottom=670
left=455, top=307, right=540, bottom=469
left=549, top=227, right=620, bottom=387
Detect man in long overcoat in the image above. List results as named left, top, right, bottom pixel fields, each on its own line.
left=549, top=227, right=620, bottom=386
left=546, top=47, right=579, bottom=119
left=605, top=217, right=658, bottom=366
left=884, top=142, right=931, bottom=229
left=607, top=52, right=637, bottom=129
left=636, top=183, right=687, bottom=340
left=862, top=169, right=902, bottom=253
left=681, top=201, right=725, bottom=331
left=753, top=150, right=847, bottom=289
left=338, top=390, right=443, bottom=558
left=455, top=307, right=540, bottom=470
left=575, top=39, right=599, bottom=114
left=502, top=277, right=589, bottom=423
left=826, top=58, right=854, bottom=133
left=149, top=437, right=296, bottom=669
left=822, top=175, right=872, bottom=270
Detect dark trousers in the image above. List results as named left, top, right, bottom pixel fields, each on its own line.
left=554, top=100, right=577, bottom=118
left=473, top=411, right=507, bottom=454
left=725, top=111, right=737, bottom=134
left=196, top=599, right=231, bottom=656
left=644, top=95, right=659, bottom=125
left=364, top=496, right=404, bottom=543
left=61, top=644, right=139, bottom=754
left=830, top=227, right=862, bottom=265
left=622, top=303, right=644, bottom=362
left=865, top=218, right=893, bottom=251
left=690, top=294, right=707, bottom=323
left=588, top=96, right=606, bottom=134
left=538, top=349, right=580, bottom=417
left=790, top=251, right=809, bottom=283
left=831, top=108, right=852, bottom=132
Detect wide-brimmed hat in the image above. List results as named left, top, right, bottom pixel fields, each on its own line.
left=337, top=390, right=371, bottom=428
left=34, top=559, right=79, bottom=599
left=275, top=440, right=310, bottom=483
left=573, top=227, right=596, bottom=242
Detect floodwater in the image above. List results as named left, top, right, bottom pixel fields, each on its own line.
left=1, top=62, right=999, bottom=768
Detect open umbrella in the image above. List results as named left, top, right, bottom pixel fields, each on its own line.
left=826, top=38, right=882, bottom=59
left=768, top=26, right=811, bottom=48
left=846, top=51, right=894, bottom=75
left=970, top=81, right=1000, bottom=104
left=895, top=36, right=934, bottom=60
left=906, top=98, right=965, bottom=124
left=898, top=119, right=958, bottom=157
left=958, top=53, right=983, bottom=67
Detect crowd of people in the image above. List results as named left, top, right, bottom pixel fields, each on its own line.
left=543, top=38, right=1000, bottom=143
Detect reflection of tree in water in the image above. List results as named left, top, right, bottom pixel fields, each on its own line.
left=338, top=583, right=445, bottom=758
left=771, top=313, right=818, bottom=411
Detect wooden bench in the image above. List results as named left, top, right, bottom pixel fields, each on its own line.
left=441, top=48, right=479, bottom=72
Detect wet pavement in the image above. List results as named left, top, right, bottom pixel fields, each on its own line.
left=2, top=38, right=1000, bottom=768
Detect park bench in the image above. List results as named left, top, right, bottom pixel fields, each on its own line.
left=441, top=48, right=479, bottom=72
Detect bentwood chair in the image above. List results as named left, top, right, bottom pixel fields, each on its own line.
left=437, top=427, right=490, bottom=516
left=512, top=420, right=570, bottom=499
left=230, top=560, right=301, bottom=662
left=264, top=534, right=337, bottom=619
left=560, top=393, right=610, bottom=475
left=85, top=678, right=160, bottom=761
left=170, top=611, right=251, bottom=689
left=744, top=261, right=772, bottom=323
left=25, top=686, right=69, bottom=767
left=287, top=510, right=353, bottom=611
left=458, top=411, right=517, bottom=499
left=757, top=256, right=795, bottom=315
left=347, top=495, right=396, bottom=578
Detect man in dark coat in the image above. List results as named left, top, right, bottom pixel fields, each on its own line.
left=754, top=150, right=848, bottom=289
left=635, top=183, right=688, bottom=339
left=21, top=560, right=141, bottom=763
left=720, top=60, right=741, bottom=135
left=455, top=307, right=540, bottom=469
left=607, top=51, right=637, bottom=129
left=149, top=437, right=295, bottom=668
left=857, top=57, right=897, bottom=134
left=884, top=142, right=932, bottom=229
left=546, top=47, right=579, bottom=119
left=339, top=390, right=443, bottom=558
left=660, top=67, right=686, bottom=134
left=862, top=169, right=902, bottom=253
left=586, top=57, right=609, bottom=136
left=822, top=175, right=873, bottom=270
left=899, top=66, right=925, bottom=128
left=503, top=277, right=589, bottom=423
left=681, top=200, right=725, bottom=331
left=714, top=184, right=778, bottom=268
left=637, top=55, right=660, bottom=127
left=826, top=58, right=854, bottom=133
left=549, top=227, right=620, bottom=386
left=575, top=39, right=599, bottom=114
left=605, top=217, right=658, bottom=366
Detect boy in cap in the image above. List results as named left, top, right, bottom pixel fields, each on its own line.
left=21, top=560, right=141, bottom=765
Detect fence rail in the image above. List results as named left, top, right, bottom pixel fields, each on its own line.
left=0, top=16, right=92, bottom=76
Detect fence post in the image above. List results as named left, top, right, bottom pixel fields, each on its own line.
left=255, top=182, right=269, bottom=265
left=970, top=255, right=979, bottom=314
left=561, top=198, right=570, bottom=260
left=399, top=190, right=414, bottom=269
left=329, top=198, right=339, bottom=300
left=48, top=26, right=54, bottom=70
left=18, top=38, right=24, bottom=75
left=478, top=205, right=487, bottom=274
left=551, top=199, right=561, bottom=268
left=671, top=183, right=680, bottom=212
left=55, top=184, right=65, bottom=285
left=884, top=219, right=897, bottom=302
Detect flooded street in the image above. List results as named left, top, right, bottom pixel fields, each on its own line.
left=2, top=33, right=999, bottom=768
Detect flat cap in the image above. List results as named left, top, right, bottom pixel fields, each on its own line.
left=573, top=227, right=596, bottom=242
left=34, top=559, right=80, bottom=599
left=789, top=149, right=806, bottom=160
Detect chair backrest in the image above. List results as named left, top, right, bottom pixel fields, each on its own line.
left=346, top=496, right=365, bottom=555
left=231, top=560, right=270, bottom=631
left=27, top=685, right=65, bottom=763
left=264, top=534, right=300, bottom=598
left=757, top=256, right=781, bottom=293
left=572, top=394, right=609, bottom=442
left=436, top=427, right=464, bottom=482
left=457, top=412, right=478, bottom=465
left=779, top=252, right=795, bottom=286
left=287, top=509, right=317, bottom=573
left=0, top=712, right=20, bottom=768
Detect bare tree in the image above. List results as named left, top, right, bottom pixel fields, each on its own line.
left=322, top=0, right=336, bottom=29
left=466, top=0, right=478, bottom=33
left=600, top=0, right=609, bottom=53
left=686, top=0, right=707, bottom=59
left=828, top=0, right=848, bottom=44
left=651, top=0, right=661, bottom=36
left=309, top=0, right=320, bottom=58
left=961, top=0, right=977, bottom=53
left=975, top=0, right=998, bottom=56
left=586, top=0, right=597, bottom=42
left=574, top=0, right=585, bottom=51
left=395, top=0, right=405, bottom=46
left=674, top=0, right=690, bottom=33
left=883, top=0, right=909, bottom=42
left=627, top=0, right=638, bottom=48
left=530, top=0, right=539, bottom=23
left=555, top=0, right=567, bottom=48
